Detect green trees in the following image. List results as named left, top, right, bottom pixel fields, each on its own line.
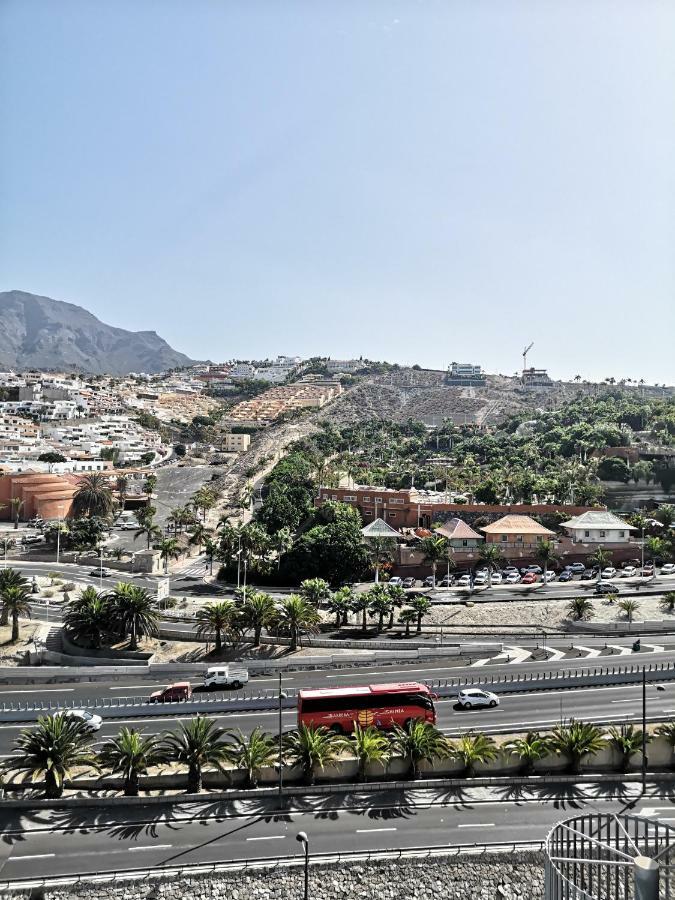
left=275, top=595, right=320, bottom=651
left=326, top=586, right=353, bottom=628
left=567, top=597, right=594, bottom=621
left=159, top=716, right=230, bottom=793
left=477, top=544, right=504, bottom=587
left=0, top=567, right=29, bottom=628
left=505, top=732, right=552, bottom=775
left=108, top=583, right=159, bottom=650
left=618, top=598, right=640, bottom=623
left=239, top=591, right=276, bottom=646
left=419, top=535, right=447, bottom=588
left=0, top=583, right=31, bottom=642
left=64, top=586, right=111, bottom=650
left=550, top=720, right=606, bottom=774
left=3, top=714, right=97, bottom=798
left=349, top=724, right=391, bottom=782
left=590, top=547, right=612, bottom=577
left=452, top=733, right=497, bottom=777
left=135, top=520, right=162, bottom=550
left=407, top=595, right=432, bottom=634
left=72, top=473, right=114, bottom=519
left=660, top=592, right=675, bottom=613
left=535, top=540, right=559, bottom=582
left=282, top=724, right=343, bottom=785
left=390, top=721, right=449, bottom=779
left=608, top=725, right=648, bottom=773
left=9, top=496, right=24, bottom=529
left=97, top=728, right=163, bottom=796
left=398, top=607, right=418, bottom=638
left=156, top=538, right=181, bottom=573
left=299, top=578, right=331, bottom=606
left=365, top=584, right=393, bottom=633
left=195, top=601, right=236, bottom=654
left=227, top=728, right=277, bottom=789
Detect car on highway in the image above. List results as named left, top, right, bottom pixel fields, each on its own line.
left=203, top=665, right=248, bottom=690
left=456, top=574, right=472, bottom=587
left=601, top=567, right=617, bottom=580
left=63, top=709, right=103, bottom=732
left=388, top=577, right=403, bottom=587
left=505, top=572, right=521, bottom=584
left=149, top=682, right=192, bottom=703
left=90, top=567, right=113, bottom=577
left=620, top=566, right=637, bottom=577
left=402, top=577, right=416, bottom=589
left=595, top=581, right=619, bottom=595
left=558, top=570, right=573, bottom=582
left=566, top=563, right=586, bottom=574
left=456, top=688, right=499, bottom=710
left=521, top=573, right=538, bottom=585
left=661, top=563, right=675, bottom=576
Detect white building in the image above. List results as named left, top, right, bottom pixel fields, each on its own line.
left=560, top=511, right=636, bottom=544
left=326, top=359, right=362, bottom=373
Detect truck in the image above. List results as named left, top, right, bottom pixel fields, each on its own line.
left=202, top=665, right=249, bottom=690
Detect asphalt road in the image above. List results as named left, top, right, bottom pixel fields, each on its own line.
left=0, top=785, right=671, bottom=882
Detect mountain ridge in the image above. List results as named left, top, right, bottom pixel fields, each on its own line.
left=0, top=290, right=195, bottom=375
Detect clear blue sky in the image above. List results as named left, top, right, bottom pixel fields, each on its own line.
left=2, top=1, right=674, bottom=383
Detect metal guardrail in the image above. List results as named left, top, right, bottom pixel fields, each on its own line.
left=0, top=839, right=545, bottom=891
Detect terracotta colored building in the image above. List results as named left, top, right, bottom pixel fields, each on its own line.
left=479, top=514, right=556, bottom=550
left=0, top=473, right=79, bottom=521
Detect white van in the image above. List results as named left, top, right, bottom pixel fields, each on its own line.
left=203, top=665, right=249, bottom=690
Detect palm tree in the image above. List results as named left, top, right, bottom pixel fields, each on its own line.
left=419, top=535, right=447, bottom=588
left=1, top=583, right=31, bottom=642
left=567, top=597, right=594, bottom=621
left=660, top=592, right=675, bottom=614
left=349, top=723, right=391, bottom=782
left=203, top=535, right=218, bottom=576
left=108, top=583, right=159, bottom=650
left=366, top=584, right=393, bottom=633
left=195, top=601, right=235, bottom=653
left=115, top=474, right=129, bottom=507
left=656, top=722, right=675, bottom=767
left=646, top=536, right=668, bottom=566
left=364, top=536, right=396, bottom=584
left=272, top=526, right=294, bottom=570
left=655, top=505, right=675, bottom=530
left=505, top=731, right=552, bottom=775
left=478, top=544, right=504, bottom=588
left=550, top=720, right=606, bottom=774
left=618, top=597, right=640, bottom=623
left=188, top=523, right=211, bottom=554
left=535, top=540, right=559, bottom=583
left=350, top=591, right=371, bottom=632
left=398, top=607, right=418, bottom=638
left=135, top=521, right=162, bottom=550
left=97, top=727, right=163, bottom=796
left=227, top=728, right=276, bottom=789
left=144, top=474, right=157, bottom=496
left=452, top=732, right=497, bottom=777
left=2, top=714, right=97, bottom=798
left=9, top=497, right=24, bottom=530
left=73, top=473, right=113, bottom=519
left=590, top=546, right=612, bottom=579
left=299, top=578, right=331, bottom=606
left=386, top=583, right=406, bottom=628
left=282, top=724, right=342, bottom=785
left=64, top=586, right=110, bottom=649
left=390, top=720, right=449, bottom=779
left=326, top=586, right=353, bottom=628
left=275, top=595, right=320, bottom=651
left=408, top=594, right=431, bottom=634
left=608, top=725, right=648, bottom=773
left=239, top=591, right=276, bottom=646
left=159, top=716, right=230, bottom=793
left=156, top=538, right=181, bottom=573
left=0, top=567, right=28, bottom=627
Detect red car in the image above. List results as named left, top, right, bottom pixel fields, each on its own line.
left=521, top=572, right=538, bottom=584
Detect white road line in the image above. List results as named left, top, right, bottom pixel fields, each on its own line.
left=471, top=658, right=492, bottom=667
left=11, top=854, right=56, bottom=861
left=610, top=699, right=639, bottom=704
left=109, top=686, right=161, bottom=691
left=606, top=645, right=632, bottom=656
left=457, top=823, right=495, bottom=828
left=573, top=646, right=601, bottom=658
left=252, top=677, right=295, bottom=684
left=246, top=835, right=286, bottom=841
left=542, top=648, right=566, bottom=662
left=643, top=644, right=666, bottom=653
left=355, top=827, right=397, bottom=833
left=504, top=646, right=532, bottom=664
left=128, top=844, right=173, bottom=852
left=2, top=688, right=74, bottom=694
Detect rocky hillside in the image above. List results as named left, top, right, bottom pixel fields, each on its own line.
left=0, top=290, right=194, bottom=375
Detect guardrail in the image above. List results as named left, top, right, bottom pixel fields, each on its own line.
left=1, top=660, right=674, bottom=723
left=0, top=840, right=546, bottom=891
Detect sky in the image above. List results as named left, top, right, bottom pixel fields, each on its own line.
left=2, top=0, right=674, bottom=384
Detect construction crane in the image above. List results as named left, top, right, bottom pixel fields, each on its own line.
left=522, top=342, right=534, bottom=371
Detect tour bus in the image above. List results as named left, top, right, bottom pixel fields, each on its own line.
left=297, top=682, right=437, bottom=734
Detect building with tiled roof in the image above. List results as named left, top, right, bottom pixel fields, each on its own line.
left=480, top=514, right=555, bottom=549
left=434, top=517, right=483, bottom=548
left=560, top=510, right=636, bottom=544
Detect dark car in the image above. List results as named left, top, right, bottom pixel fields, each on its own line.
left=580, top=570, right=596, bottom=581
left=595, top=582, right=619, bottom=595
left=558, top=570, right=574, bottom=582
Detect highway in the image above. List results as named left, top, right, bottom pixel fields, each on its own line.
left=0, top=784, right=672, bottom=882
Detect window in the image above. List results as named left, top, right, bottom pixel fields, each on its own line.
left=619, top=531, right=625, bottom=538
left=375, top=497, right=382, bottom=503
left=331, top=495, right=338, bottom=501
left=362, top=496, right=371, bottom=502
left=584, top=530, right=590, bottom=537
left=516, top=535, right=523, bottom=543
left=343, top=495, right=356, bottom=502
left=389, top=512, right=396, bottom=519
left=500, top=534, right=508, bottom=542
left=600, top=531, right=606, bottom=538
left=462, top=540, right=468, bottom=547
left=391, top=498, right=404, bottom=504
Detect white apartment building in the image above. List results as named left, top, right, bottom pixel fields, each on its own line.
left=326, top=359, right=362, bottom=373
left=561, top=511, right=636, bottom=544
left=222, top=433, right=251, bottom=452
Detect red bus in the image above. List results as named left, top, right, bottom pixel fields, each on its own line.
left=298, top=682, right=437, bottom=734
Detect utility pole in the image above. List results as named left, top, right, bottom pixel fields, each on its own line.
left=278, top=672, right=287, bottom=807
left=642, top=666, right=648, bottom=793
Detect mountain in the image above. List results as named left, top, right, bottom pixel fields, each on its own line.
left=0, top=290, right=195, bottom=375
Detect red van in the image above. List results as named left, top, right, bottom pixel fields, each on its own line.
left=149, top=682, right=192, bottom=703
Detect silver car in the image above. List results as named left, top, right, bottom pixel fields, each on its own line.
left=62, top=709, right=103, bottom=731
left=457, top=688, right=499, bottom=710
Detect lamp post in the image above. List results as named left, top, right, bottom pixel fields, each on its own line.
left=237, top=534, right=242, bottom=588
left=278, top=672, right=287, bottom=807
left=641, top=526, right=645, bottom=577
left=642, top=666, right=648, bottom=793
left=296, top=832, right=309, bottom=900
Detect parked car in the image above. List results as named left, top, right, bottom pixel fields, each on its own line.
left=621, top=566, right=637, bottom=577
left=473, top=572, right=488, bottom=586
left=203, top=666, right=248, bottom=690
left=21, top=535, right=44, bottom=545
left=580, top=570, right=596, bottom=581
left=521, top=573, right=538, bottom=585
left=660, top=563, right=675, bottom=576
left=456, top=574, right=472, bottom=587
left=490, top=572, right=503, bottom=585
left=505, top=572, right=521, bottom=584
left=541, top=571, right=556, bottom=583
left=63, top=709, right=103, bottom=732
left=503, top=566, right=519, bottom=575
left=524, top=565, right=543, bottom=575
left=566, top=563, right=586, bottom=574
left=438, top=575, right=453, bottom=587
left=388, top=576, right=403, bottom=587
left=423, top=576, right=435, bottom=587
left=558, top=570, right=573, bottom=582
left=119, top=522, right=137, bottom=531
left=149, top=682, right=192, bottom=703
left=595, top=582, right=619, bottom=595
left=456, top=688, right=499, bottom=710
left=601, top=567, right=617, bottom=580
left=90, top=567, right=113, bottom=577
left=402, top=577, right=416, bottom=589
left=642, top=564, right=655, bottom=576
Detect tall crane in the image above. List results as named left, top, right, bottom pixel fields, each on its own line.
left=522, top=342, right=534, bottom=371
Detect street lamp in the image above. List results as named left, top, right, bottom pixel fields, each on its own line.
left=642, top=666, right=649, bottom=793
left=278, top=672, right=287, bottom=806
left=296, top=831, right=309, bottom=900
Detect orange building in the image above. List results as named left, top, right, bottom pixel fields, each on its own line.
left=0, top=473, right=79, bottom=521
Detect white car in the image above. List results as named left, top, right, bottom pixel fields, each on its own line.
left=490, top=572, right=503, bottom=585
left=62, top=709, right=103, bottom=732
left=505, top=572, right=521, bottom=584
left=661, top=563, right=675, bottom=576
left=388, top=577, right=403, bottom=587
left=473, top=572, right=488, bottom=586
left=457, top=688, right=500, bottom=710
left=456, top=574, right=471, bottom=587
left=621, top=566, right=637, bottom=577
left=90, top=567, right=113, bottom=577
left=541, top=571, right=556, bottom=583
left=601, top=567, right=617, bottom=580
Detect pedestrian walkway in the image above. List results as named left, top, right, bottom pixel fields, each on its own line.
left=470, top=641, right=671, bottom=668
left=174, top=556, right=208, bottom=578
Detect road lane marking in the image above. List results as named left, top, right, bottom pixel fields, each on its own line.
left=252, top=677, right=295, bottom=683
left=2, top=689, right=74, bottom=694
left=128, top=844, right=172, bottom=852
left=355, top=827, right=397, bottom=833
left=11, top=854, right=56, bottom=861
left=109, top=686, right=163, bottom=691
left=457, top=823, right=495, bottom=828
left=246, top=835, right=285, bottom=841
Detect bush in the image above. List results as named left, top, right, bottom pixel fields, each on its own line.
left=42, top=590, right=55, bottom=599
left=61, top=583, right=76, bottom=592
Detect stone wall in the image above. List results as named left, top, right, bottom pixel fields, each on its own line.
left=6, top=852, right=545, bottom=900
